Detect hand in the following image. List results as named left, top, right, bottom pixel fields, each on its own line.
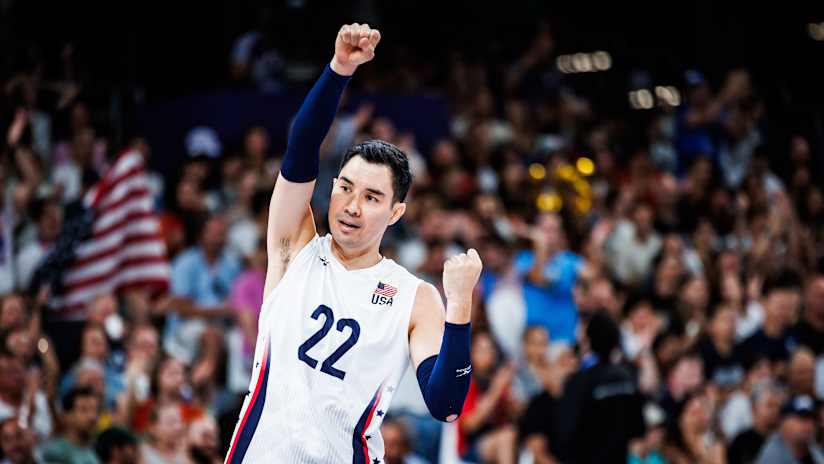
left=442, top=249, right=483, bottom=308
left=331, top=23, right=381, bottom=76
left=490, top=362, right=515, bottom=396
left=6, top=108, right=28, bottom=147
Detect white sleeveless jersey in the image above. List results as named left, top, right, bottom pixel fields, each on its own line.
left=226, top=234, right=423, bottom=464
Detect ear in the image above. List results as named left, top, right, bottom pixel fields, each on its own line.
left=388, top=202, right=406, bottom=226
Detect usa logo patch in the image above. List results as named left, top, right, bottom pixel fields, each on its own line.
left=371, top=282, right=397, bottom=306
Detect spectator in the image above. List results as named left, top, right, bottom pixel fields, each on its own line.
left=737, top=270, right=802, bottom=370
left=187, top=415, right=222, bottom=464
left=605, top=202, right=662, bottom=288
left=126, top=356, right=203, bottom=434
left=511, top=325, right=551, bottom=404
left=380, top=417, right=430, bottom=464
left=792, top=274, right=824, bottom=356
left=0, top=343, right=53, bottom=440
left=697, top=304, right=745, bottom=388
left=14, top=198, right=61, bottom=290
left=0, top=417, right=36, bottom=464
left=662, top=388, right=726, bottom=464
left=787, top=348, right=817, bottom=398
left=629, top=403, right=668, bottom=464
left=514, top=213, right=584, bottom=344
left=60, top=323, right=125, bottom=410
left=139, top=402, right=190, bottom=464
left=94, top=426, right=139, bottom=464
left=727, top=382, right=784, bottom=464
left=457, top=331, right=519, bottom=464
left=164, top=215, right=241, bottom=388
left=37, top=387, right=100, bottom=464
left=518, top=345, right=577, bottom=464
left=555, top=311, right=646, bottom=463
left=755, top=395, right=824, bottom=464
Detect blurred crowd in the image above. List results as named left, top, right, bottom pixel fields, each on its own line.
left=2, top=15, right=824, bottom=464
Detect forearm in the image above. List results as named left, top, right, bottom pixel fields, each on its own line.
left=416, top=322, right=472, bottom=422
left=527, top=248, right=549, bottom=286
left=280, top=64, right=351, bottom=183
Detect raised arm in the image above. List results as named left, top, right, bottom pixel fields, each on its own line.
left=408, top=249, right=483, bottom=422
left=264, top=24, right=381, bottom=299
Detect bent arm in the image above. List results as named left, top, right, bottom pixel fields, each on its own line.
left=408, top=283, right=473, bottom=422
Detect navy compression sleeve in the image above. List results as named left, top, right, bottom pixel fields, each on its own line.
left=280, top=64, right=351, bottom=183
left=415, top=322, right=472, bottom=422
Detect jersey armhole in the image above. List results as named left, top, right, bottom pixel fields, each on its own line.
left=260, top=233, right=320, bottom=312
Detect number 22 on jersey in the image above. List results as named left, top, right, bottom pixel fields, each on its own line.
left=297, top=305, right=361, bottom=380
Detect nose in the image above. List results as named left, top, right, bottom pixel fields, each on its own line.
left=344, top=195, right=361, bottom=217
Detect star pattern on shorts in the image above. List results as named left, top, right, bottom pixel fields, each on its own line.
left=386, top=386, right=394, bottom=392
left=365, top=435, right=371, bottom=440
left=376, top=410, right=384, bottom=417
left=372, top=459, right=380, bottom=464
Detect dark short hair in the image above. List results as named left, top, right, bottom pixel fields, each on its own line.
left=764, top=269, right=802, bottom=295
left=95, top=426, right=138, bottom=461
left=62, top=386, right=99, bottom=413
left=339, top=140, right=412, bottom=203
left=586, top=310, right=621, bottom=360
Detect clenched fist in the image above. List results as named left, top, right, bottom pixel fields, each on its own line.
left=331, top=23, right=381, bottom=76
left=442, top=249, right=483, bottom=311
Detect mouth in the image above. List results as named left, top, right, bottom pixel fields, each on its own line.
left=337, top=219, right=361, bottom=232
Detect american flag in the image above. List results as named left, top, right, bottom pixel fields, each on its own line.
left=373, top=282, right=397, bottom=298
left=32, top=149, right=170, bottom=318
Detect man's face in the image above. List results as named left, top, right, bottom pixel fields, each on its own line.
left=523, top=326, right=549, bottom=363
left=754, top=391, right=783, bottom=430
left=380, top=422, right=407, bottom=464
left=766, top=288, right=801, bottom=327
left=82, top=326, right=108, bottom=361
left=200, top=218, right=227, bottom=255
left=68, top=396, right=100, bottom=439
left=111, top=443, right=138, bottom=464
left=0, top=420, right=34, bottom=464
left=804, top=277, right=824, bottom=326
left=536, top=213, right=563, bottom=250
left=782, top=415, right=816, bottom=446
left=329, top=156, right=405, bottom=253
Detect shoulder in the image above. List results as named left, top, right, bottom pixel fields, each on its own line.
left=173, top=248, right=200, bottom=267
left=410, top=281, right=445, bottom=327
left=412, top=281, right=443, bottom=311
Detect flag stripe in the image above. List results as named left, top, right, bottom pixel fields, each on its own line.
left=65, top=243, right=167, bottom=284
left=75, top=219, right=160, bottom=257
left=74, top=233, right=163, bottom=265
left=60, top=263, right=171, bottom=306
left=65, top=256, right=169, bottom=290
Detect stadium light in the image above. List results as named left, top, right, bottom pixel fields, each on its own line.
left=556, top=51, right=612, bottom=73
left=529, top=163, right=547, bottom=180
left=810, top=22, right=824, bottom=41
left=576, top=157, right=595, bottom=176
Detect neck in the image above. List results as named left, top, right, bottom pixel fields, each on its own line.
left=65, top=428, right=90, bottom=447
left=202, top=248, right=219, bottom=264
left=711, top=334, right=732, bottom=354
left=806, top=313, right=824, bottom=331
left=763, top=317, right=783, bottom=337
left=753, top=417, right=770, bottom=435
left=330, top=238, right=382, bottom=270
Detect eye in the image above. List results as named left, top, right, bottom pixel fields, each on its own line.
left=340, top=184, right=351, bottom=192
left=367, top=195, right=378, bottom=202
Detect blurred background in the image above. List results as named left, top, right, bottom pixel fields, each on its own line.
left=2, top=1, right=824, bottom=463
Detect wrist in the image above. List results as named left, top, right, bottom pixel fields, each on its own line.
left=446, top=299, right=472, bottom=324
left=330, top=57, right=356, bottom=76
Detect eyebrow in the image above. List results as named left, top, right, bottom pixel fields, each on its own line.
left=339, top=176, right=386, bottom=197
